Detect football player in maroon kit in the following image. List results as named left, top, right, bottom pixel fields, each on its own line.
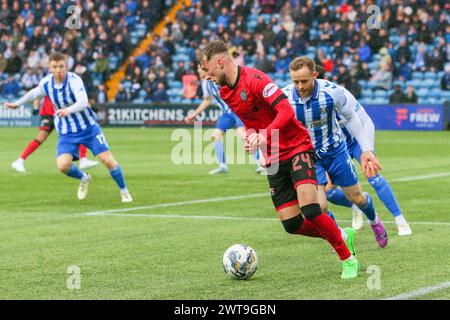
left=197, top=40, right=380, bottom=279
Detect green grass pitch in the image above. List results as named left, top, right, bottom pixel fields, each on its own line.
left=0, top=127, right=449, bottom=299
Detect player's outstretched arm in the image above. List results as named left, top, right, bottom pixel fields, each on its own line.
left=3, top=87, right=44, bottom=109
left=185, top=97, right=212, bottom=123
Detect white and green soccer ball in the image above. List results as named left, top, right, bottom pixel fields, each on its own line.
left=222, top=244, right=258, bottom=280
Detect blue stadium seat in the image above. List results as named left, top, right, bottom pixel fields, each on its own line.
left=170, top=81, right=182, bottom=89
left=428, top=91, right=441, bottom=99
left=411, top=72, right=423, bottom=80
left=366, top=82, right=377, bottom=90
left=416, top=88, right=429, bottom=97
left=374, top=90, right=388, bottom=98
left=362, top=89, right=373, bottom=98
left=424, top=72, right=437, bottom=80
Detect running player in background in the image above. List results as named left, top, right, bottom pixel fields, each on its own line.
left=284, top=57, right=388, bottom=248
left=4, top=52, right=132, bottom=203
left=11, top=96, right=98, bottom=173
left=185, top=66, right=263, bottom=174
left=315, top=64, right=412, bottom=236
left=199, top=40, right=360, bottom=279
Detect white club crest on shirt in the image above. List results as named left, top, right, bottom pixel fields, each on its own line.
left=263, top=83, right=278, bottom=98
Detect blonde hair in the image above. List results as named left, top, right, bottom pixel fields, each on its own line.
left=289, top=56, right=315, bottom=72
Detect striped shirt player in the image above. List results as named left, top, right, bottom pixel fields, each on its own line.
left=283, top=68, right=388, bottom=248
left=283, top=78, right=373, bottom=188
left=328, top=85, right=411, bottom=235
left=4, top=52, right=132, bottom=202
left=10, top=96, right=98, bottom=173
left=38, top=72, right=97, bottom=135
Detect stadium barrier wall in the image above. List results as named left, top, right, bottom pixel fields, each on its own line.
left=1, top=103, right=449, bottom=130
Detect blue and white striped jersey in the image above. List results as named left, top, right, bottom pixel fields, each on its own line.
left=38, top=72, right=96, bottom=135
left=283, top=79, right=347, bottom=158
left=202, top=79, right=232, bottom=114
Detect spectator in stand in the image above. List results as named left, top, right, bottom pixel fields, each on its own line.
left=274, top=48, right=290, bottom=74
left=116, top=84, right=130, bottom=103
left=1, top=75, right=21, bottom=97
left=254, top=50, right=274, bottom=74
left=441, top=65, right=450, bottom=91
left=96, top=84, right=108, bottom=104
left=396, top=38, right=412, bottom=63
left=174, top=61, right=187, bottom=82
left=397, top=57, right=412, bottom=81
left=412, top=44, right=428, bottom=72
left=152, top=82, right=169, bottom=103
left=182, top=69, right=199, bottom=100
left=428, top=47, right=445, bottom=72
left=404, top=85, right=419, bottom=103
left=371, top=64, right=393, bottom=91
left=20, top=68, right=39, bottom=91
left=335, top=64, right=352, bottom=88
left=229, top=46, right=244, bottom=66
left=389, top=85, right=406, bottom=103
left=358, top=39, right=372, bottom=63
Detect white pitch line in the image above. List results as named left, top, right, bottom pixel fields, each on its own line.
left=383, top=281, right=450, bottom=300
left=378, top=172, right=450, bottom=183
left=82, top=193, right=268, bottom=216
left=81, top=171, right=450, bottom=217
left=82, top=212, right=450, bottom=226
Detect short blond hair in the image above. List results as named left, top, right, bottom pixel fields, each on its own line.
left=198, top=40, right=229, bottom=64
left=289, top=56, right=315, bottom=72
left=48, top=52, right=67, bottom=63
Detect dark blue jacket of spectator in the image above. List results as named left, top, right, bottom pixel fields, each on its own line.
left=1, top=79, right=20, bottom=97
left=153, top=89, right=169, bottom=102
left=358, top=44, right=372, bottom=63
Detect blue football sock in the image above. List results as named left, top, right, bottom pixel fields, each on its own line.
left=214, top=140, right=226, bottom=165
left=326, top=188, right=353, bottom=208
left=67, top=164, right=86, bottom=180
left=110, top=165, right=127, bottom=190
left=254, top=148, right=260, bottom=162
left=368, top=174, right=402, bottom=217
left=327, top=210, right=339, bottom=227
left=358, top=192, right=376, bottom=222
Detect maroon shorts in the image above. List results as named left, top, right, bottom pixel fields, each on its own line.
left=39, top=115, right=54, bottom=132
left=267, top=150, right=318, bottom=212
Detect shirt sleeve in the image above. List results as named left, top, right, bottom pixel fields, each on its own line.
left=65, top=75, right=89, bottom=114
left=253, top=73, right=287, bottom=109
left=334, top=87, right=372, bottom=153
left=14, top=86, right=45, bottom=106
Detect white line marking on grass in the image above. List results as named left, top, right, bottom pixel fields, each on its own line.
left=378, top=172, right=450, bottom=183
left=82, top=193, right=268, bottom=216
left=82, top=212, right=450, bottom=226
left=383, top=281, right=450, bottom=300
left=81, top=171, right=450, bottom=217
left=84, top=212, right=278, bottom=221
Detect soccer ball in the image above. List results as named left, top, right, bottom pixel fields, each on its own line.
left=222, top=244, right=258, bottom=280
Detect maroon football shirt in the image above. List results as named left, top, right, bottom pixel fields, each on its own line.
left=220, top=66, right=314, bottom=162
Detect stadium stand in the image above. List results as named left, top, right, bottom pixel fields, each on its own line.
left=0, top=0, right=449, bottom=105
